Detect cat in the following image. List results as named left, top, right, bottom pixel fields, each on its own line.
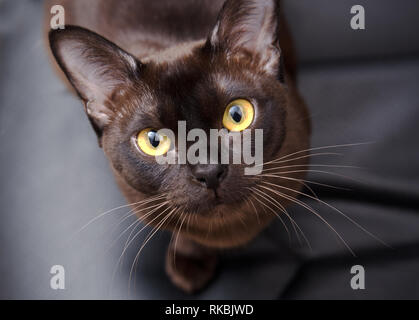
left=46, top=0, right=310, bottom=293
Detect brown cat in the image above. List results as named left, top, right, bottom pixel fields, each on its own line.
left=45, top=0, right=310, bottom=293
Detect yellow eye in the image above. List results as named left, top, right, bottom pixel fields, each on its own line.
left=137, top=129, right=171, bottom=156
left=223, top=99, right=254, bottom=132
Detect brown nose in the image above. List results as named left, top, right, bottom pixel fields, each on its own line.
left=191, top=164, right=227, bottom=190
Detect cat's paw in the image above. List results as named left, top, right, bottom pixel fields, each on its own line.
left=165, top=238, right=217, bottom=294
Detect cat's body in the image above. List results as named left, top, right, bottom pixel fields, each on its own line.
left=46, top=0, right=310, bottom=293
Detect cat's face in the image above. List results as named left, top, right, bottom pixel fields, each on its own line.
left=102, top=45, right=288, bottom=215
left=50, top=0, right=310, bottom=247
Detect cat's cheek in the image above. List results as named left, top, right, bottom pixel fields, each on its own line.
left=102, top=143, right=159, bottom=195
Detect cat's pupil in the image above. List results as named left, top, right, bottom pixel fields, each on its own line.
left=148, top=131, right=160, bottom=148
left=229, top=106, right=243, bottom=123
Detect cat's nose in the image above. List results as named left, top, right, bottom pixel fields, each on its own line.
left=191, top=164, right=227, bottom=190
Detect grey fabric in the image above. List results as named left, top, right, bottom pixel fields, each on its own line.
left=284, top=0, right=419, bottom=63
left=0, top=0, right=418, bottom=299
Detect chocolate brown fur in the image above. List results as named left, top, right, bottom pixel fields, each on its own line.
left=46, top=0, right=310, bottom=293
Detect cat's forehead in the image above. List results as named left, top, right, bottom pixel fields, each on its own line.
left=124, top=44, right=269, bottom=130
left=148, top=55, right=258, bottom=100
left=141, top=40, right=206, bottom=65
left=142, top=40, right=258, bottom=93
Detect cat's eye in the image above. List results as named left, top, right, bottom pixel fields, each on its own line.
left=137, top=129, right=171, bottom=156
left=223, top=99, right=254, bottom=132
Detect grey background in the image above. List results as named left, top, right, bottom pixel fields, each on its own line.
left=0, top=0, right=418, bottom=299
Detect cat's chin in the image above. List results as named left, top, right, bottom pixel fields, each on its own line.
left=190, top=201, right=228, bottom=216
left=168, top=197, right=274, bottom=249
left=162, top=186, right=236, bottom=215
left=172, top=193, right=242, bottom=217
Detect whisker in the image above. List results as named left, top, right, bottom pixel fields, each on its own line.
left=237, top=190, right=259, bottom=225
left=249, top=174, right=351, bottom=191
left=72, top=194, right=166, bottom=238
left=254, top=143, right=372, bottom=169
left=168, top=208, right=184, bottom=259
left=262, top=164, right=362, bottom=173
left=245, top=197, right=260, bottom=225
left=205, top=216, right=214, bottom=240
left=260, top=181, right=390, bottom=248
left=251, top=187, right=311, bottom=250
left=103, top=203, right=147, bottom=247
left=257, top=184, right=355, bottom=256
left=186, top=211, right=193, bottom=233
left=269, top=189, right=311, bottom=250
left=275, top=142, right=374, bottom=162
left=259, top=169, right=364, bottom=184
left=248, top=191, right=291, bottom=243
left=129, top=206, right=178, bottom=291
left=110, top=202, right=170, bottom=291
left=267, top=152, right=343, bottom=165
left=253, top=152, right=343, bottom=169
left=107, top=201, right=168, bottom=252
left=118, top=219, right=142, bottom=267
left=237, top=211, right=248, bottom=229
left=173, top=211, right=188, bottom=269
left=118, top=203, right=171, bottom=267
left=127, top=207, right=172, bottom=293
left=299, top=181, right=319, bottom=200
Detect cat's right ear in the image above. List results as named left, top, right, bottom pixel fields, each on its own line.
left=49, top=26, right=141, bottom=145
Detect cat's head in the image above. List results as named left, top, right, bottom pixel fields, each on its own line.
left=49, top=0, right=309, bottom=247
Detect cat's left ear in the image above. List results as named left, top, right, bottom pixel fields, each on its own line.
left=208, top=0, right=281, bottom=76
